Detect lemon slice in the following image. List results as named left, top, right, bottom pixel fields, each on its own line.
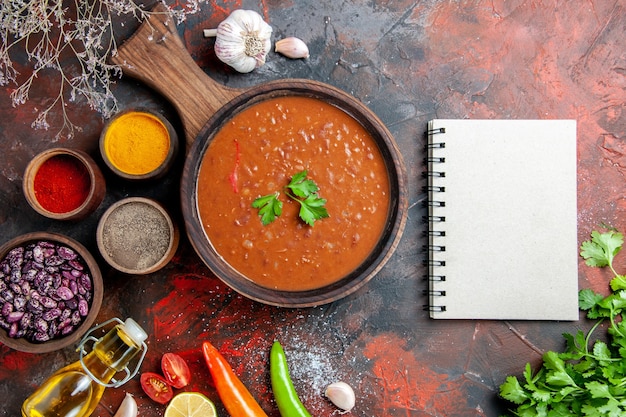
left=164, top=392, right=217, bottom=417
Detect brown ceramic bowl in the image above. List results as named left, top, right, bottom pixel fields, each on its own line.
left=181, top=80, right=408, bottom=308
left=0, top=232, right=103, bottom=353
left=99, top=109, right=179, bottom=181
left=96, top=197, right=179, bottom=275
left=23, top=148, right=106, bottom=221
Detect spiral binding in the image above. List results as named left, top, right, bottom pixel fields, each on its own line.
left=428, top=230, right=445, bottom=236
left=424, top=305, right=447, bottom=312
left=426, top=185, right=445, bottom=192
left=427, top=125, right=447, bottom=313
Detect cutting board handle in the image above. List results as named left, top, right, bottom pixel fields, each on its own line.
left=111, top=3, right=241, bottom=147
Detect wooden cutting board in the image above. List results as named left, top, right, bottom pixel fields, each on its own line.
left=111, top=3, right=242, bottom=147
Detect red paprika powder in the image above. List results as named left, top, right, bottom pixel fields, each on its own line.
left=33, top=154, right=91, bottom=213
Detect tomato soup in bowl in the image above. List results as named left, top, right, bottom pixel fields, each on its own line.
left=182, top=80, right=407, bottom=307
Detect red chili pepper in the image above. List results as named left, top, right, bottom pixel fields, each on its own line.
left=202, top=341, right=269, bottom=417
left=229, top=138, right=240, bottom=193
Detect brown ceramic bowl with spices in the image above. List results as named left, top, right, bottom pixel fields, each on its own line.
left=0, top=232, right=104, bottom=353
left=99, top=109, right=179, bottom=181
left=96, top=197, right=179, bottom=275
left=23, top=148, right=106, bottom=221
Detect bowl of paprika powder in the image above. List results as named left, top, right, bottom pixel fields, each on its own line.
left=23, top=148, right=106, bottom=221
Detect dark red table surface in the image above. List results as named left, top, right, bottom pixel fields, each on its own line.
left=1, top=1, right=625, bottom=416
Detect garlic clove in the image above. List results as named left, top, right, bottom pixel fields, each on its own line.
left=113, top=393, right=137, bottom=417
left=275, top=37, right=310, bottom=59
left=325, top=381, right=356, bottom=412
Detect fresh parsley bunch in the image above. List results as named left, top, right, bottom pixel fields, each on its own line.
left=500, top=229, right=626, bottom=416
left=252, top=170, right=329, bottom=226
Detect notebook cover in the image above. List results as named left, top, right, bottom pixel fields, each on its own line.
left=427, top=119, right=579, bottom=320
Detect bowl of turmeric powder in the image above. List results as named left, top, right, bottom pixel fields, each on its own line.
left=99, top=109, right=179, bottom=181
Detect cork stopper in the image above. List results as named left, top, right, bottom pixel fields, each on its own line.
left=122, top=318, right=148, bottom=345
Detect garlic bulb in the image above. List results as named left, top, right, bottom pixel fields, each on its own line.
left=325, top=381, right=356, bottom=412
left=275, top=37, right=310, bottom=59
left=208, top=9, right=273, bottom=73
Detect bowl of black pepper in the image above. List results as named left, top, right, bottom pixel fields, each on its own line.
left=96, top=197, right=179, bottom=275
left=0, top=232, right=103, bottom=353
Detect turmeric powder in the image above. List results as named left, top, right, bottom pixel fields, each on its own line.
left=104, top=111, right=170, bottom=175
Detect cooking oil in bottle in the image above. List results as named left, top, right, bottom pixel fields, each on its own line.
left=22, top=318, right=147, bottom=417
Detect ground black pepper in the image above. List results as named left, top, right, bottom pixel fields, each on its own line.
left=100, top=201, right=171, bottom=271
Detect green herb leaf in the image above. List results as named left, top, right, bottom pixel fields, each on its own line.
left=530, top=388, right=552, bottom=403
left=522, top=362, right=541, bottom=388
left=251, top=171, right=329, bottom=226
left=579, top=288, right=605, bottom=312
left=600, top=292, right=626, bottom=315
left=562, top=330, right=587, bottom=360
left=580, top=230, right=623, bottom=269
left=597, top=400, right=624, bottom=417
left=610, top=275, right=626, bottom=291
left=543, top=351, right=577, bottom=387
left=251, top=192, right=283, bottom=225
left=586, top=380, right=613, bottom=400
left=593, top=341, right=612, bottom=363
left=579, top=288, right=610, bottom=319
left=297, top=194, right=329, bottom=226
left=499, top=375, right=529, bottom=405
left=284, top=170, right=329, bottom=226
left=286, top=170, right=319, bottom=198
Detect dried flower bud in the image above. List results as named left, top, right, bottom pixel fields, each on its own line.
left=275, top=37, right=310, bottom=59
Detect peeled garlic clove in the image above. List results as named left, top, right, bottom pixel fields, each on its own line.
left=113, top=393, right=137, bottom=417
left=275, top=37, right=310, bottom=59
left=325, top=381, right=355, bottom=412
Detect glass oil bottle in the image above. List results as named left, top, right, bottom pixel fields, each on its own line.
left=22, top=318, right=148, bottom=417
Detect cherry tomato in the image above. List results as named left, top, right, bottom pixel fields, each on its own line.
left=140, top=372, right=173, bottom=404
left=161, top=352, right=191, bottom=389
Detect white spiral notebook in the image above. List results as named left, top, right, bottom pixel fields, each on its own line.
left=426, top=119, right=579, bottom=320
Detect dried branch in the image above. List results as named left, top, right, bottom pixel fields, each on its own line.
left=0, top=0, right=206, bottom=140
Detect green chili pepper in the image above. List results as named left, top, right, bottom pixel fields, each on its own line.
left=270, top=340, right=312, bottom=417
